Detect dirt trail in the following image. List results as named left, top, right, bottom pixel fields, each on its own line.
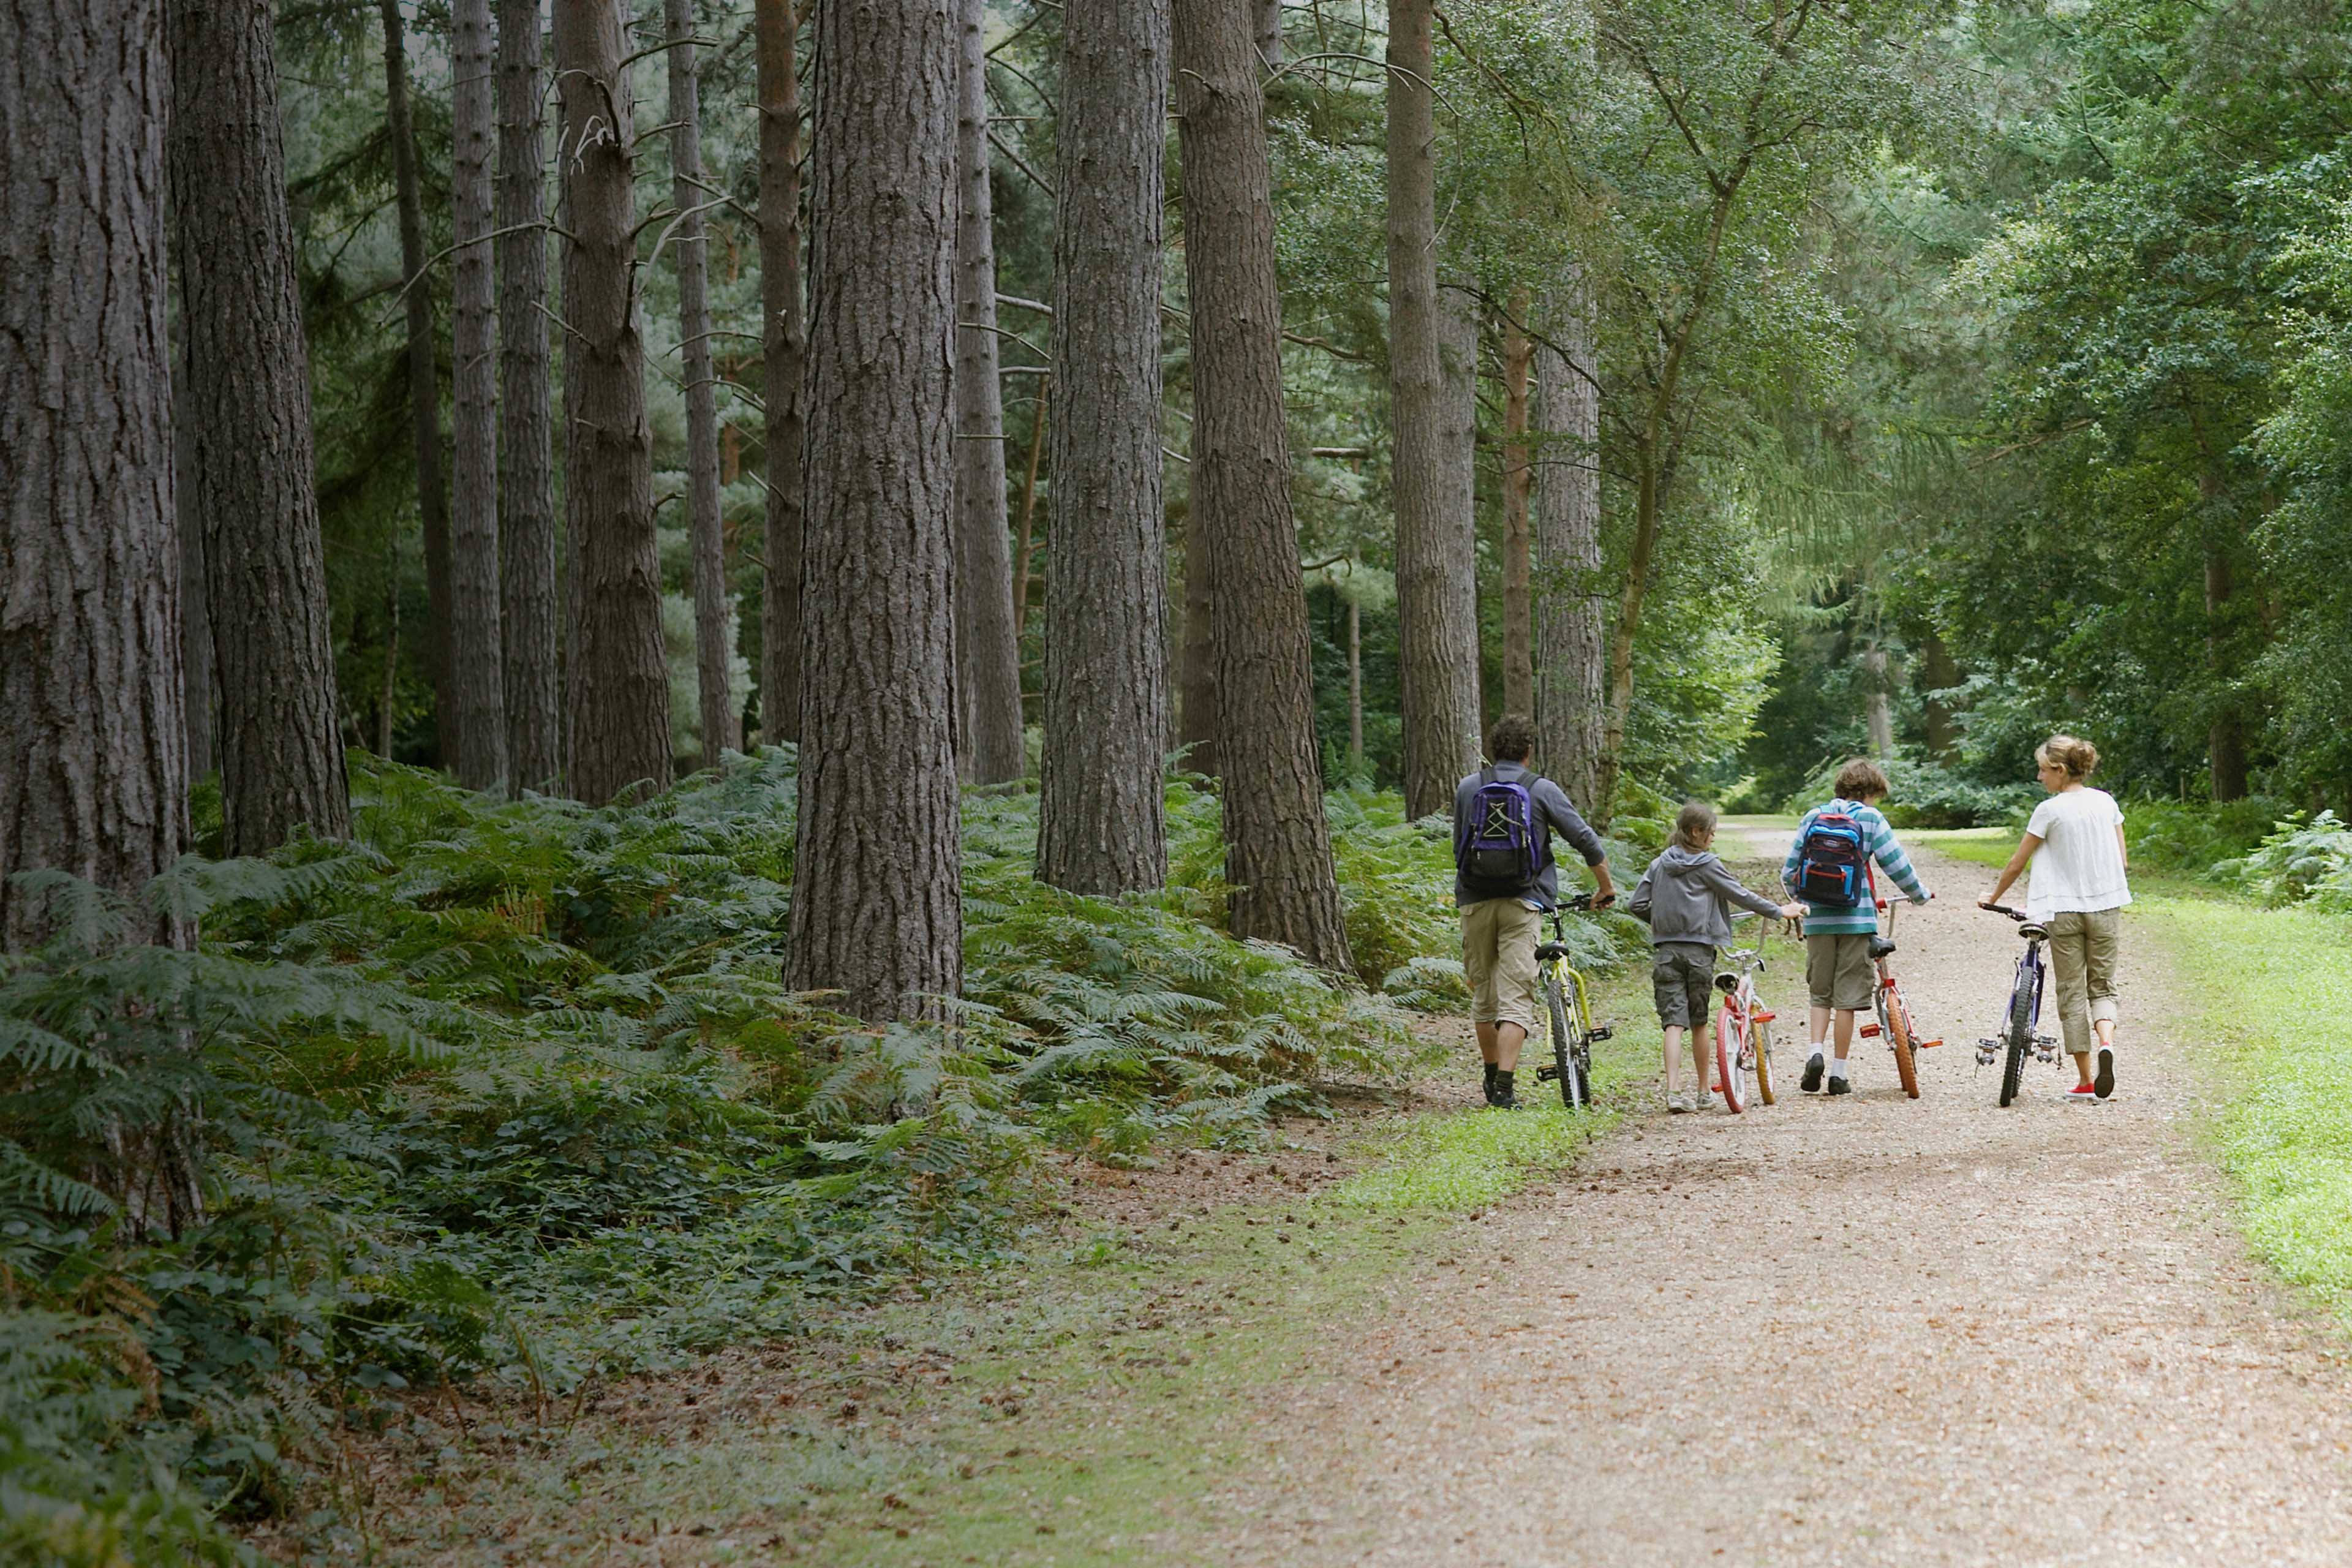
left=1221, top=839, right=2352, bottom=1565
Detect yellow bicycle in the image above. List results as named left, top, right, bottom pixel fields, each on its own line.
left=1531, top=892, right=1613, bottom=1110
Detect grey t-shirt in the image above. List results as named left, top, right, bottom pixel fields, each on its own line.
left=1450, top=761, right=1608, bottom=909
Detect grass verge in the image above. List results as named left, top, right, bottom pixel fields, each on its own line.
left=2138, top=895, right=2352, bottom=1326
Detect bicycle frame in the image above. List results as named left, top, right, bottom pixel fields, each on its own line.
left=1712, top=918, right=1780, bottom=1111
left=1979, top=904, right=2061, bottom=1102
left=1534, top=894, right=1612, bottom=1110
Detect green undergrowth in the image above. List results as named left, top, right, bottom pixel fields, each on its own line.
left=337, top=959, right=1657, bottom=1566
left=0, top=750, right=1643, bottom=1552
left=2142, top=896, right=2352, bottom=1327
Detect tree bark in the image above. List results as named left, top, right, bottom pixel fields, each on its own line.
left=2206, top=543, right=2248, bottom=801
left=1255, top=0, right=1281, bottom=64
left=1921, top=631, right=1961, bottom=761
left=173, top=319, right=215, bottom=780
left=786, top=0, right=963, bottom=1018
left=666, top=0, right=737, bottom=767
left=1012, top=381, right=1046, bottom=636
left=756, top=0, right=806, bottom=747
left=498, top=0, right=560, bottom=791
left=170, top=0, right=352, bottom=854
left=447, top=0, right=509, bottom=792
left=953, top=0, right=1025, bottom=784
left=1038, top=0, right=1172, bottom=894
left=1499, top=296, right=1533, bottom=720
left=1438, top=284, right=1481, bottom=722
left=1532, top=281, right=1604, bottom=812
left=1862, top=637, right=1894, bottom=756
left=1174, top=0, right=1354, bottom=974
left=1387, top=0, right=1481, bottom=817
left=1179, top=486, right=1219, bottom=776
left=556, top=0, right=672, bottom=805
left=379, top=0, right=452, bottom=758
left=2, top=0, right=190, bottom=951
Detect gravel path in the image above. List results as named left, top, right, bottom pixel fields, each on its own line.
left=1224, top=839, right=2352, bottom=1565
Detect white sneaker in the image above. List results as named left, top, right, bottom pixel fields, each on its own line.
left=1695, top=1088, right=1717, bottom=1110
left=1667, top=1091, right=1692, bottom=1114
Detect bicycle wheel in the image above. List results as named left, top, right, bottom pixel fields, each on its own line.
left=1754, top=1014, right=1777, bottom=1106
left=1715, top=1001, right=1746, bottom=1114
left=1884, top=987, right=1920, bottom=1100
left=1545, top=970, right=1580, bottom=1110
left=1998, top=979, right=2031, bottom=1108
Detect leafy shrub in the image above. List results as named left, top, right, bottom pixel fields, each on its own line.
left=6, top=750, right=1507, bottom=1535
left=2122, top=796, right=2300, bottom=877
left=1783, top=754, right=2036, bottom=828
left=2218, top=811, right=2352, bottom=911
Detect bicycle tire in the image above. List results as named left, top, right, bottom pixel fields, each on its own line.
left=1998, top=979, right=2030, bottom=1108
left=1754, top=1014, right=1776, bottom=1106
left=1715, top=1000, right=1746, bottom=1114
left=1546, top=970, right=1580, bottom=1111
left=1885, top=988, right=1920, bottom=1100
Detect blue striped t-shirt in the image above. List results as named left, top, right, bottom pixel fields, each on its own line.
left=1781, top=799, right=1930, bottom=935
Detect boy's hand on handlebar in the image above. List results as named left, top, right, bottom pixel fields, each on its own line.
left=1778, top=902, right=1806, bottom=921
left=1589, top=891, right=1616, bottom=911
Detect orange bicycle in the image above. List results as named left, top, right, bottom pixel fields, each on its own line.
left=1855, top=872, right=1938, bottom=1098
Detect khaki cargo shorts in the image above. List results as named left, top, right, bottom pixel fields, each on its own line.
left=1461, top=897, right=1540, bottom=1032
left=1806, top=932, right=1875, bottom=1012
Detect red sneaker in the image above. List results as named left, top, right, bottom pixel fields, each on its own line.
left=2063, top=1083, right=2098, bottom=1104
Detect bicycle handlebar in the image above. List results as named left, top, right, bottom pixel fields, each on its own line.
left=1980, top=903, right=2027, bottom=921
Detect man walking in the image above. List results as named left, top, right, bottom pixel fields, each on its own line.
left=1453, top=714, right=1616, bottom=1108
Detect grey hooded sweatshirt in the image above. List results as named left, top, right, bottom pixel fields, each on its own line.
left=1626, top=845, right=1785, bottom=948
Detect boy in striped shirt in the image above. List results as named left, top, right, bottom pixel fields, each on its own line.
left=1781, top=758, right=1932, bottom=1096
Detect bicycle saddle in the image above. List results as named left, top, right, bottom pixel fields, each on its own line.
left=1535, top=943, right=1570, bottom=961
left=1868, top=935, right=1896, bottom=960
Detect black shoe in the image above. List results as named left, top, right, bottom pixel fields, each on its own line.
left=1800, top=1054, right=1825, bottom=1093
left=1483, top=1061, right=1499, bottom=1104
left=1491, top=1071, right=1518, bottom=1109
left=2094, top=1047, right=2115, bottom=1100
left=1826, top=1076, right=1852, bottom=1096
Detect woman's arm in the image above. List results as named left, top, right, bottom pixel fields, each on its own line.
left=2116, top=821, right=2129, bottom=870
left=1980, top=832, right=2045, bottom=908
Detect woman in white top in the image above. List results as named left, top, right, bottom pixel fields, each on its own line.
left=1980, top=735, right=2131, bottom=1102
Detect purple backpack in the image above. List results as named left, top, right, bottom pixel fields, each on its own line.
left=1458, top=769, right=1541, bottom=896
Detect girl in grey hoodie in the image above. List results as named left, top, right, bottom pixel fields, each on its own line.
left=1628, top=801, right=1805, bottom=1112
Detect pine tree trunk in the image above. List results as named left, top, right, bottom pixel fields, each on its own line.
left=497, top=0, right=560, bottom=791
left=786, top=0, right=963, bottom=1018
left=1038, top=0, right=1172, bottom=894
left=1173, top=0, right=1354, bottom=974
left=170, top=0, right=352, bottom=854
left=1180, top=491, right=1219, bottom=776
left=1499, top=298, right=1533, bottom=721
left=756, top=0, right=807, bottom=747
left=1921, top=631, right=1961, bottom=762
left=1863, top=639, right=1894, bottom=756
left=380, top=0, right=452, bottom=756
left=2206, top=543, right=2247, bottom=801
left=1438, top=284, right=1481, bottom=723
left=448, top=0, right=509, bottom=792
left=1532, top=282, right=1604, bottom=812
left=556, top=0, right=673, bottom=805
left=1012, top=383, right=1046, bottom=635
left=952, top=0, right=1026, bottom=785
left=2, top=0, right=190, bottom=953
left=666, top=0, right=737, bottom=767
left=1387, top=0, right=1481, bottom=817
left=1255, top=0, right=1281, bottom=64
left=173, top=321, right=216, bottom=780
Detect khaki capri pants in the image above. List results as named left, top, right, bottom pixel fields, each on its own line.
left=2047, top=908, right=2122, bottom=1057
left=1461, top=898, right=1540, bottom=1032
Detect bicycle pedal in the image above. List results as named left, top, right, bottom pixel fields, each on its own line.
left=1588, top=1027, right=1613, bottom=1042
left=1917, top=1037, right=1943, bottom=1049
left=1753, top=1010, right=1776, bottom=1023
left=1856, top=1022, right=1882, bottom=1038
left=1534, top=1065, right=1559, bottom=1081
